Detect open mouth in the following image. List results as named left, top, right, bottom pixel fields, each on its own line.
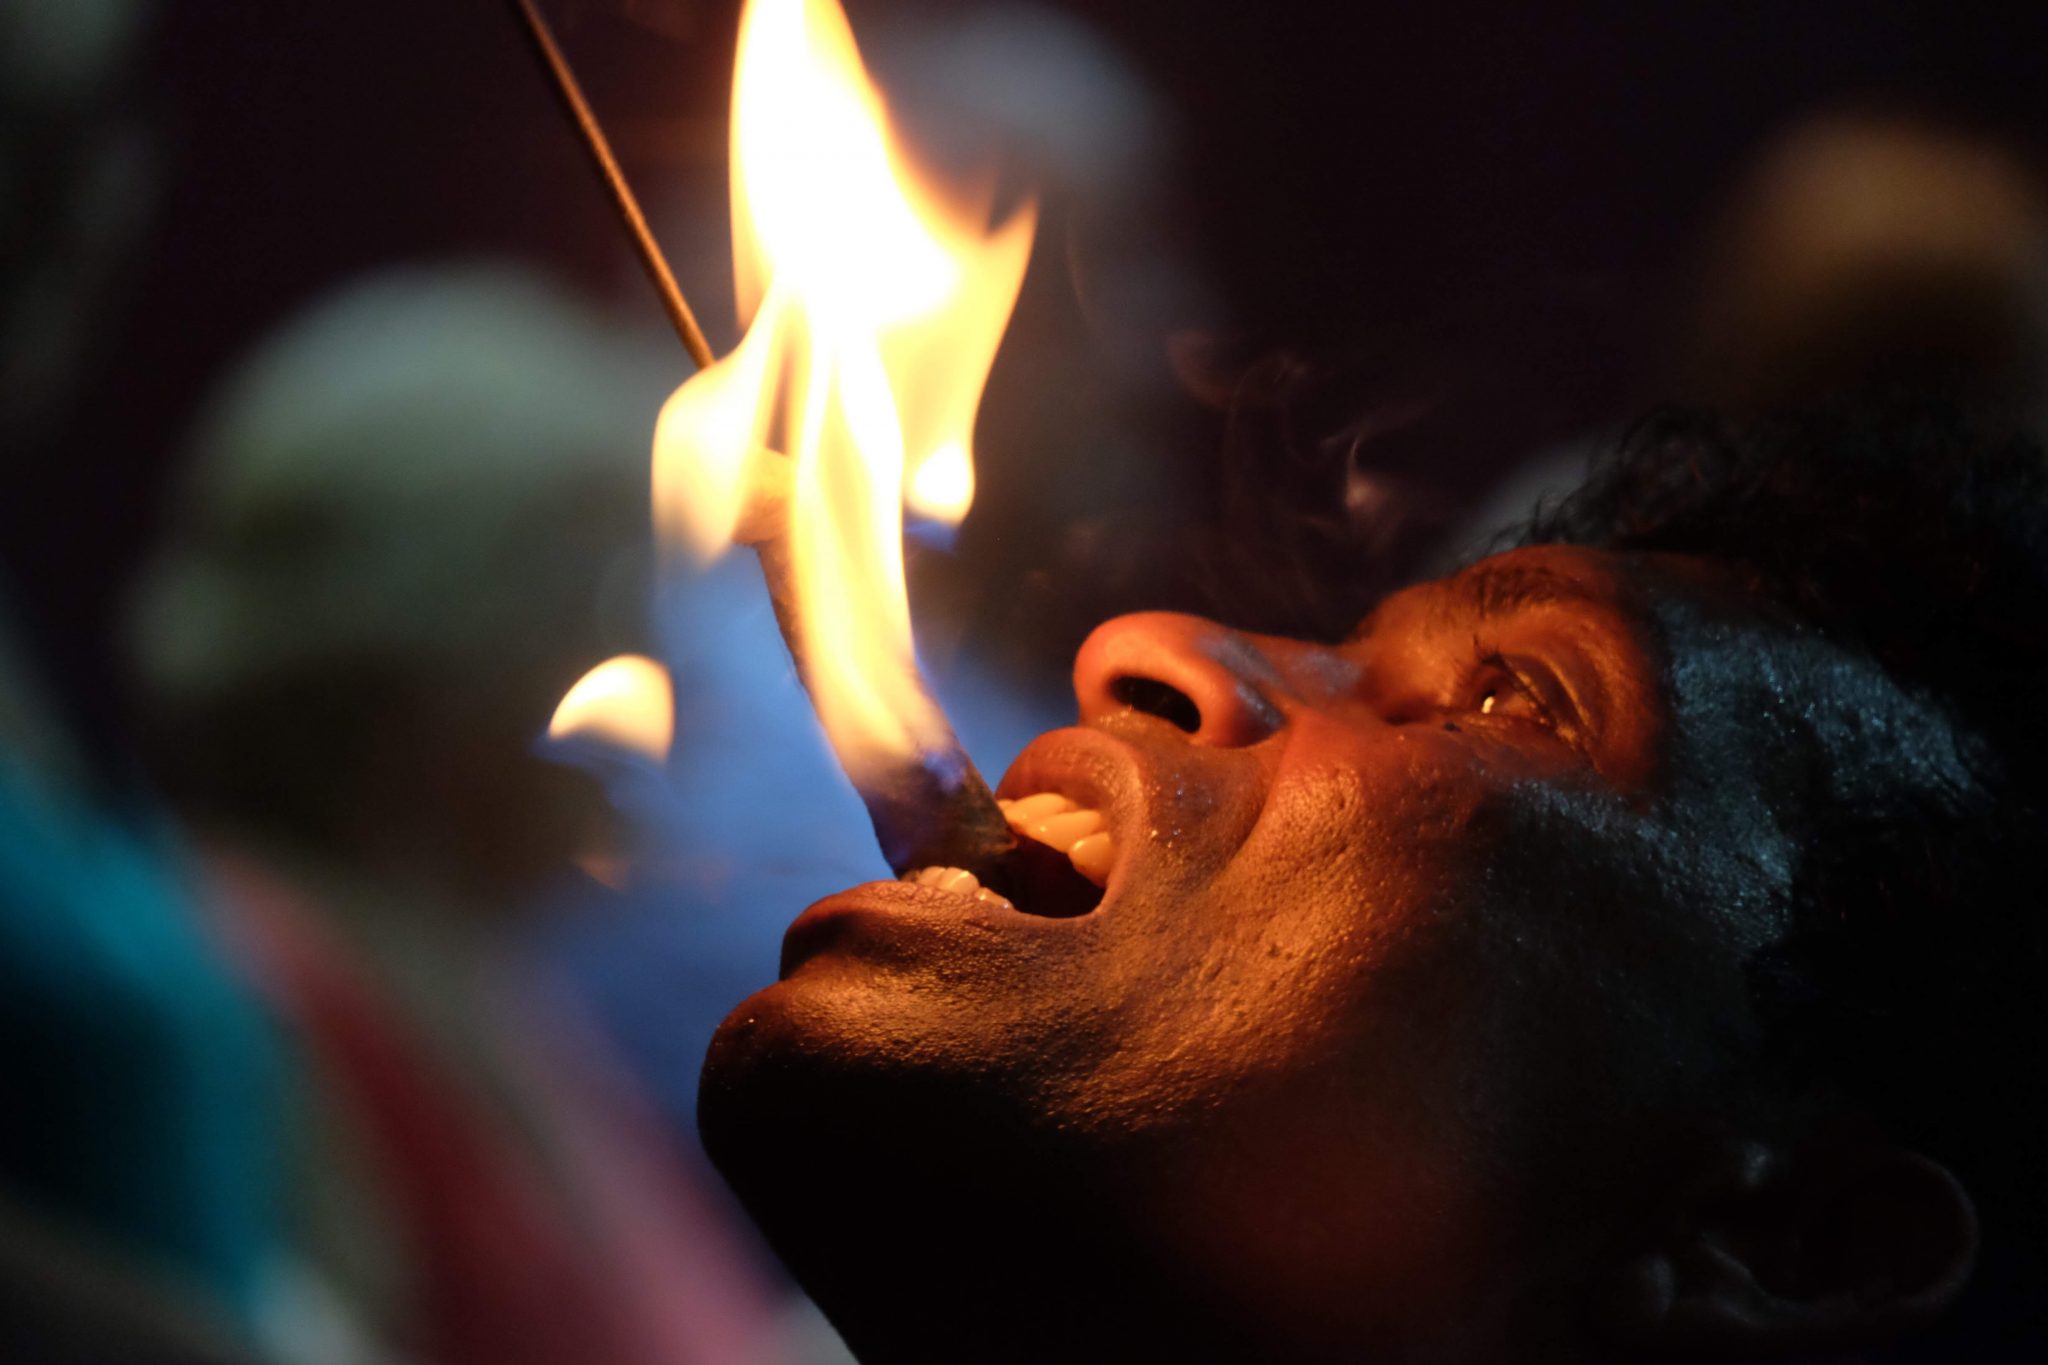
left=898, top=791, right=1110, bottom=918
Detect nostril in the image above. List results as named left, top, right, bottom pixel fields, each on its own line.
left=1110, top=675, right=1202, bottom=733
left=1074, top=611, right=1289, bottom=746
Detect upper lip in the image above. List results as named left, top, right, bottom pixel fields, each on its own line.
left=996, top=727, right=1140, bottom=840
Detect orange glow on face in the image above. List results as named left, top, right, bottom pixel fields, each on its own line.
left=647, top=0, right=1034, bottom=779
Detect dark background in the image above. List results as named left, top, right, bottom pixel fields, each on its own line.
left=10, top=0, right=2048, bottom=764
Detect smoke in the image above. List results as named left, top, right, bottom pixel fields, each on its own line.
left=1181, top=345, right=1459, bottom=641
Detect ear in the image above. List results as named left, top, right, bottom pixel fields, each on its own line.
left=1591, top=1138, right=1979, bottom=1355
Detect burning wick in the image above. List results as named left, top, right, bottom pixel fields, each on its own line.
left=517, top=0, right=1029, bottom=880
left=728, top=461, right=1016, bottom=878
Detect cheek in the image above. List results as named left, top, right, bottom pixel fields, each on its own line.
left=1254, top=728, right=1501, bottom=932
left=1102, top=747, right=1558, bottom=1328
left=1121, top=733, right=1507, bottom=1089
left=1213, top=732, right=1707, bottom=1146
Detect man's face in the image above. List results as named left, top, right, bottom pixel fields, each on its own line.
left=701, top=544, right=1906, bottom=1362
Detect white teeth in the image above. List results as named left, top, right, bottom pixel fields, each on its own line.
left=1031, top=809, right=1103, bottom=847
left=899, top=865, right=1016, bottom=913
left=906, top=792, right=1119, bottom=908
left=1001, top=792, right=1076, bottom=821
left=1067, top=832, right=1114, bottom=886
left=907, top=865, right=980, bottom=891
left=998, top=791, right=1117, bottom=890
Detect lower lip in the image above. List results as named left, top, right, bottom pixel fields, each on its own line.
left=780, top=874, right=1092, bottom=976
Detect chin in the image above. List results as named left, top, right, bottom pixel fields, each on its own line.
left=699, top=986, right=1268, bottom=1365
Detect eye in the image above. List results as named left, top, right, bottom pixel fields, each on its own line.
left=1466, top=652, right=1558, bottom=728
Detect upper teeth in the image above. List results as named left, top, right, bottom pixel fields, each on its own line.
left=899, top=792, right=1116, bottom=905
left=1000, top=792, right=1115, bottom=886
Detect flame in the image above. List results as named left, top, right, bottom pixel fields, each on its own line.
left=647, top=0, right=1034, bottom=779
left=549, top=655, right=675, bottom=761
left=905, top=440, right=975, bottom=523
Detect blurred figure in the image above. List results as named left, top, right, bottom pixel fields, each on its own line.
left=0, top=0, right=152, bottom=467
left=1682, top=111, right=2048, bottom=421
left=131, top=265, right=790, bottom=1365
left=1442, top=109, right=2048, bottom=562
left=132, top=265, right=660, bottom=909
left=2, top=593, right=277, bottom=1365
left=3, top=2, right=284, bottom=1360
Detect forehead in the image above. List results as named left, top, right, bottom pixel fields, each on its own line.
left=1360, top=543, right=1646, bottom=636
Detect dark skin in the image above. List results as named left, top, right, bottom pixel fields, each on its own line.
left=701, top=544, right=1980, bottom=1363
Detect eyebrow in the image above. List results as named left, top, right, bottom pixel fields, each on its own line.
left=1342, top=561, right=1608, bottom=643
left=1443, top=562, right=1603, bottom=619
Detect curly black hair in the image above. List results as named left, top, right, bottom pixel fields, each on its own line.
left=1525, top=399, right=2048, bottom=1352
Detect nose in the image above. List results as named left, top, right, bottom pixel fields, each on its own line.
left=1074, top=612, right=1297, bottom=746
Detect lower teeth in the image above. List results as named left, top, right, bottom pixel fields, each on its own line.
left=902, top=865, right=1015, bottom=912
left=900, top=793, right=1115, bottom=919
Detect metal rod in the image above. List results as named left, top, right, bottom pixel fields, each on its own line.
left=505, top=0, right=716, bottom=369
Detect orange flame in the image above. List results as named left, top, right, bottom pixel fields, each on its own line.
left=648, top=0, right=1034, bottom=780
left=549, top=655, right=675, bottom=761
